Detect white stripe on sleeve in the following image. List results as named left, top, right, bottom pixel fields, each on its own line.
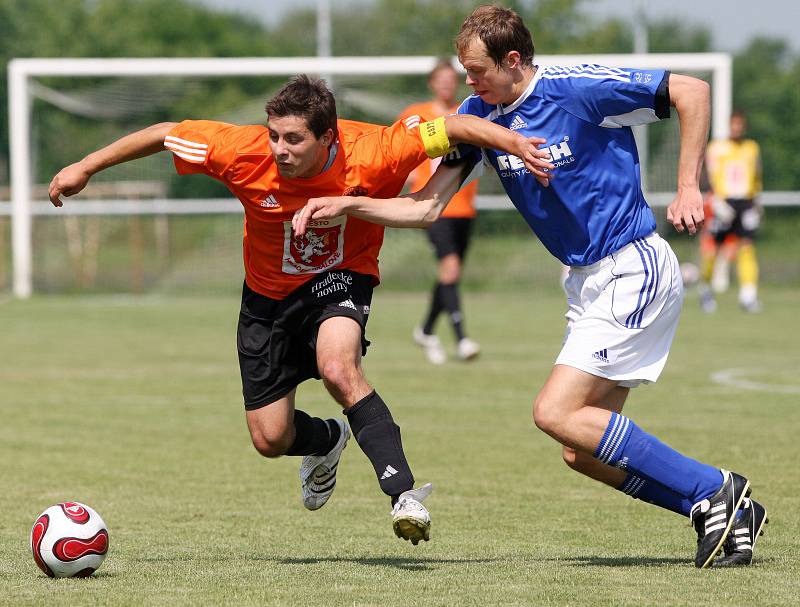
left=167, top=148, right=207, bottom=163
left=164, top=135, right=209, bottom=150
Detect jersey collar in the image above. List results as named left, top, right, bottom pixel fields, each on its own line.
left=496, top=66, right=542, bottom=116
left=321, top=140, right=339, bottom=173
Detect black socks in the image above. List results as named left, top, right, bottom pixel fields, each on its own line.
left=438, top=282, right=465, bottom=341
left=285, top=410, right=340, bottom=456
left=423, top=282, right=465, bottom=341
left=422, top=282, right=444, bottom=335
left=345, top=390, right=414, bottom=498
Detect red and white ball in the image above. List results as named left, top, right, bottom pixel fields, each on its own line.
left=30, top=502, right=109, bottom=578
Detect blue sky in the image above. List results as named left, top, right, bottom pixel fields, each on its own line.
left=191, top=0, right=798, bottom=53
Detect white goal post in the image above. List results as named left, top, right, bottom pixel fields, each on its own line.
left=8, top=54, right=732, bottom=298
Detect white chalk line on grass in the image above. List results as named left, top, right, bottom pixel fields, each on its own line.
left=710, top=368, right=800, bottom=394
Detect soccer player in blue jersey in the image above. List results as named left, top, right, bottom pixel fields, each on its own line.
left=292, top=5, right=768, bottom=567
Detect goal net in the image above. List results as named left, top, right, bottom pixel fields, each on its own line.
left=4, top=54, right=734, bottom=297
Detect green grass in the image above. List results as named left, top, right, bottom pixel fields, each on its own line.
left=1, top=286, right=799, bottom=606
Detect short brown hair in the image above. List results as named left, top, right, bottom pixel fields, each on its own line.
left=265, top=75, right=337, bottom=138
left=428, top=58, right=458, bottom=82
left=731, top=109, right=747, bottom=121
left=456, top=5, right=534, bottom=68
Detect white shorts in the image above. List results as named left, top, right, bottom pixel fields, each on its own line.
left=555, top=232, right=683, bottom=388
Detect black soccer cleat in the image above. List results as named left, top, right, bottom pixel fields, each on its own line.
left=690, top=469, right=750, bottom=569
left=714, top=498, right=768, bottom=567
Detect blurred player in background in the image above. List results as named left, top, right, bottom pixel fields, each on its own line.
left=700, top=110, right=763, bottom=313
left=48, top=75, right=550, bottom=546
left=696, top=190, right=739, bottom=312
left=294, top=5, right=767, bottom=568
left=400, top=60, right=481, bottom=365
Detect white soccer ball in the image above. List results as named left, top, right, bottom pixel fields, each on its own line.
left=30, top=502, right=109, bottom=578
left=680, top=262, right=700, bottom=287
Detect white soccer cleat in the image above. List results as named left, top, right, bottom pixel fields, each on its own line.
left=392, top=482, right=433, bottom=545
left=300, top=419, right=349, bottom=511
left=457, top=337, right=481, bottom=361
left=412, top=327, right=446, bottom=365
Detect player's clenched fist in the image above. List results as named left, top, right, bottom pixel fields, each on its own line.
left=48, top=162, right=91, bottom=207
left=666, top=187, right=705, bottom=235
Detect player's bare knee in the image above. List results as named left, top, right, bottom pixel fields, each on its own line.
left=319, top=358, right=357, bottom=396
left=440, top=268, right=461, bottom=284
left=533, top=394, right=559, bottom=435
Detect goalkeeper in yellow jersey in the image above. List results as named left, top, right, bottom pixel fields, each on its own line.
left=702, top=110, right=763, bottom=313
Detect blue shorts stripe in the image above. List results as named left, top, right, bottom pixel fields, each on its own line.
left=626, top=238, right=659, bottom=328
left=633, top=238, right=660, bottom=328
left=625, top=240, right=651, bottom=328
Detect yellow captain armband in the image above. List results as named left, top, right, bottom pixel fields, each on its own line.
left=419, top=116, right=455, bottom=158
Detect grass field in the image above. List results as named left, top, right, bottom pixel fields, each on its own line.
left=1, top=286, right=799, bottom=606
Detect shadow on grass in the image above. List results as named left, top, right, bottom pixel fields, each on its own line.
left=559, top=555, right=691, bottom=567
left=561, top=554, right=780, bottom=568
left=272, top=556, right=499, bottom=571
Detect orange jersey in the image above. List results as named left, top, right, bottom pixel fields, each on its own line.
left=399, top=101, right=478, bottom=219
left=166, top=118, right=428, bottom=299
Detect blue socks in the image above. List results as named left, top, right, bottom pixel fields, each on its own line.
left=618, top=474, right=693, bottom=516
left=596, top=412, right=723, bottom=506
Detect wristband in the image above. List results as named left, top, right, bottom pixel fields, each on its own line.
left=419, top=116, right=455, bottom=158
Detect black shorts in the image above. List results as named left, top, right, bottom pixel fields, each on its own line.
left=237, top=270, right=373, bottom=410
left=710, top=198, right=761, bottom=242
left=426, top=217, right=474, bottom=259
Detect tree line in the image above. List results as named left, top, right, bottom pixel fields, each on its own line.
left=1, top=0, right=798, bottom=189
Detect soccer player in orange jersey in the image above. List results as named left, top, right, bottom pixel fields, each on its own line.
left=48, top=75, right=552, bottom=545
left=401, top=60, right=481, bottom=365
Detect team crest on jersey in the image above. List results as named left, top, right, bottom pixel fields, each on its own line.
left=343, top=186, right=369, bottom=197
left=283, top=216, right=347, bottom=274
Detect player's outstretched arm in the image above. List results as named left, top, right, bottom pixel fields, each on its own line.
left=665, top=74, right=710, bottom=234
left=442, top=114, right=554, bottom=185
left=48, top=122, right=178, bottom=207
left=292, top=163, right=468, bottom=237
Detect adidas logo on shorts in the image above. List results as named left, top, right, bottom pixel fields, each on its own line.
left=592, top=348, right=610, bottom=363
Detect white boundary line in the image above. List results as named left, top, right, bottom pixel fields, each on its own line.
left=710, top=368, right=800, bottom=395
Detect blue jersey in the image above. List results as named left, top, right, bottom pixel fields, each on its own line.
left=450, top=64, right=671, bottom=266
